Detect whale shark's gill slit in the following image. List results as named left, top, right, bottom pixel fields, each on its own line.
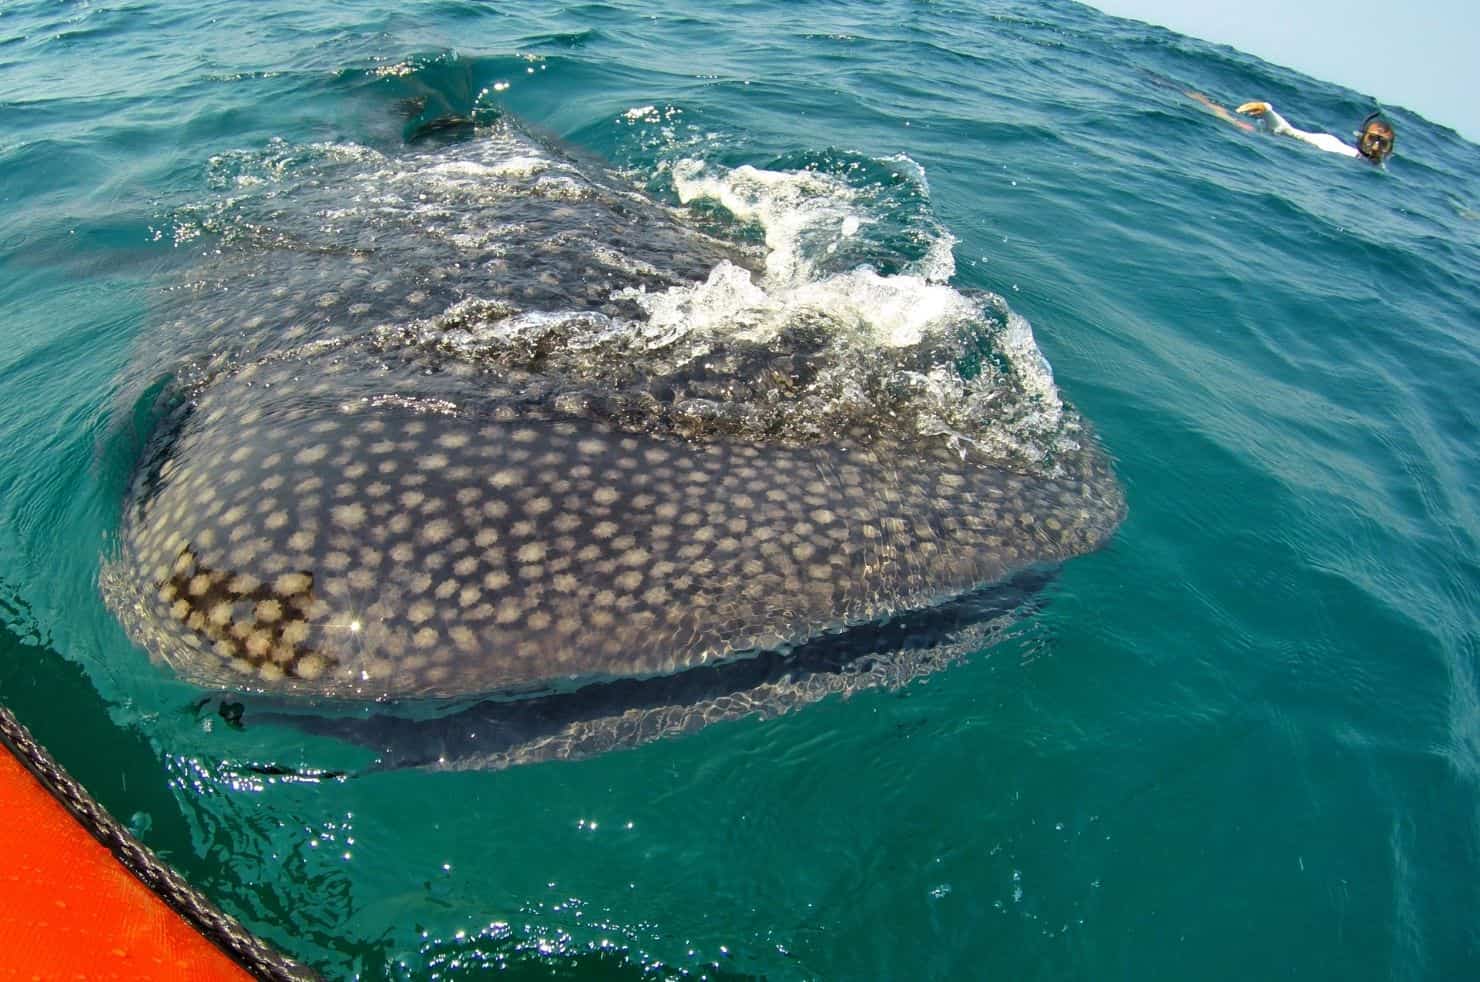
left=101, top=115, right=1124, bottom=768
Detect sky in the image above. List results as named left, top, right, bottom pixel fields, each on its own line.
left=1085, top=0, right=1480, bottom=143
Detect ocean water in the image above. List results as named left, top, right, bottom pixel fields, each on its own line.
left=2, top=0, right=1478, bottom=977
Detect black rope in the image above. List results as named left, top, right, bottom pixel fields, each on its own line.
left=0, top=704, right=319, bottom=981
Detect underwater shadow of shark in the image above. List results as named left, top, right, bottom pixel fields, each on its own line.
left=103, top=114, right=1124, bottom=770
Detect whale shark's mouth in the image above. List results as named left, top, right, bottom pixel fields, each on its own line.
left=244, top=566, right=1056, bottom=772
left=102, top=115, right=1123, bottom=758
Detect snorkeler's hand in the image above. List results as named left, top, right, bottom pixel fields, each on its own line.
left=1236, top=101, right=1271, bottom=117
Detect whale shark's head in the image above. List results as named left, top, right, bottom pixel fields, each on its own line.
left=103, top=118, right=1123, bottom=764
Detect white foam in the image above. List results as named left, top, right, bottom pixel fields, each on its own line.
left=670, top=159, right=861, bottom=286
left=621, top=261, right=776, bottom=345
left=620, top=261, right=979, bottom=350
left=791, top=268, right=980, bottom=348
left=999, top=310, right=1063, bottom=427
left=427, top=156, right=549, bottom=179
left=590, top=245, right=662, bottom=279
left=651, top=155, right=1068, bottom=459
left=657, top=159, right=1049, bottom=359
left=911, top=227, right=958, bottom=283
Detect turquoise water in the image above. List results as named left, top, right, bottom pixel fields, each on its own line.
left=2, top=0, right=1479, bottom=977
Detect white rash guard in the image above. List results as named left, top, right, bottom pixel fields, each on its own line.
left=1259, top=104, right=1360, bottom=158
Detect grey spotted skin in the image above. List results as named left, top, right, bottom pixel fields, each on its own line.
left=103, top=118, right=1124, bottom=752
left=114, top=355, right=1116, bottom=698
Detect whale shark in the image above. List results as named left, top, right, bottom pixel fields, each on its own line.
left=102, top=116, right=1124, bottom=768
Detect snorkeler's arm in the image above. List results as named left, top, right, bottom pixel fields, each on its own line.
left=1236, top=101, right=1359, bottom=157
left=1186, top=91, right=1255, bottom=132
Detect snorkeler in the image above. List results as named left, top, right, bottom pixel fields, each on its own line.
left=1235, top=101, right=1395, bottom=163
